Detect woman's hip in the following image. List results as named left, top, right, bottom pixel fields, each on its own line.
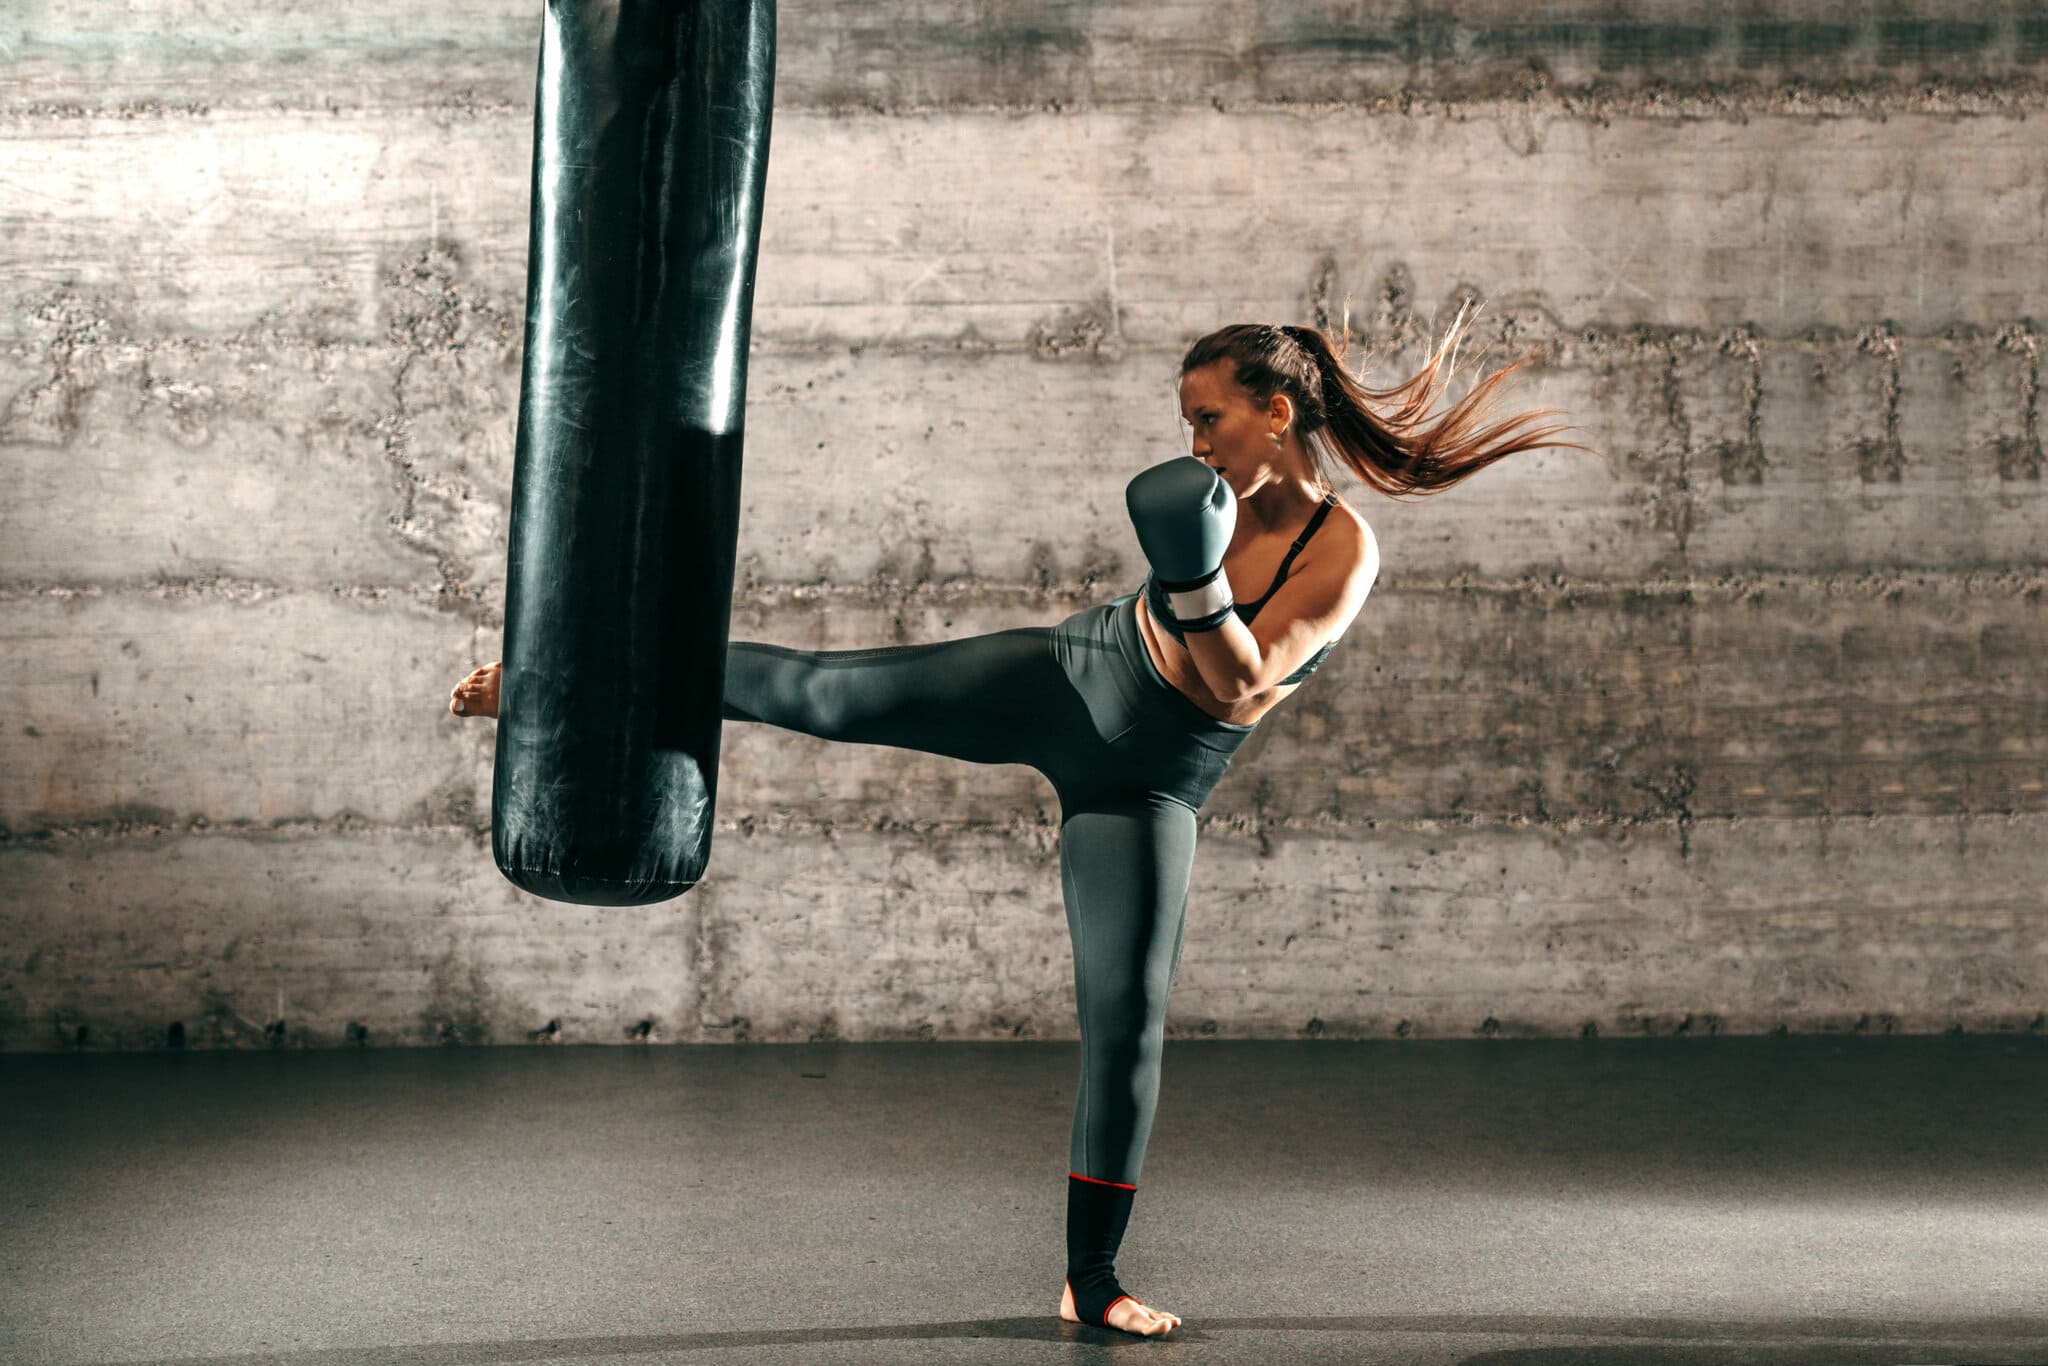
left=1047, top=596, right=1256, bottom=812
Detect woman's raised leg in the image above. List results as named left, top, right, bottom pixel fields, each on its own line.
left=452, top=628, right=1072, bottom=768
left=719, top=630, right=1074, bottom=769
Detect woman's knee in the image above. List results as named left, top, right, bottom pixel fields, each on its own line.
left=1075, top=977, right=1170, bottom=1051
left=796, top=667, right=855, bottom=738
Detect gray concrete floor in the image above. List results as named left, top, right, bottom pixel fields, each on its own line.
left=2, top=1038, right=2045, bottom=1365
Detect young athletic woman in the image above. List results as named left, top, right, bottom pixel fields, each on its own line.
left=451, top=314, right=1586, bottom=1337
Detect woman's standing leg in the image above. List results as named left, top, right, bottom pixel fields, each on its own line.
left=1057, top=792, right=1198, bottom=1333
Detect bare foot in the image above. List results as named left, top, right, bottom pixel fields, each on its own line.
left=449, top=661, right=501, bottom=719
left=1060, top=1280, right=1181, bottom=1338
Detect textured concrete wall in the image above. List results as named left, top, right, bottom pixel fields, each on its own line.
left=1, top=2, right=2042, bottom=1050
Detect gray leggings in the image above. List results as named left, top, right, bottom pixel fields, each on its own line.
left=721, top=592, right=1255, bottom=1185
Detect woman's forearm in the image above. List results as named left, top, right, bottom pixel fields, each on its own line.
left=1180, top=617, right=1260, bottom=703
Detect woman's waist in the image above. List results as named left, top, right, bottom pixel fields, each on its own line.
left=1106, top=592, right=1257, bottom=739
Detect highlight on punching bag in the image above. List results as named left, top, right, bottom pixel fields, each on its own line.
left=492, top=0, right=775, bottom=906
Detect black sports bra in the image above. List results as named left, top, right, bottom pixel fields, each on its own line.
left=1141, top=492, right=1341, bottom=686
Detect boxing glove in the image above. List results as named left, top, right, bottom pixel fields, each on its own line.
left=1125, top=457, right=1237, bottom=632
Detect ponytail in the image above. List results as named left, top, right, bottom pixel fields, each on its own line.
left=1181, top=304, right=1595, bottom=500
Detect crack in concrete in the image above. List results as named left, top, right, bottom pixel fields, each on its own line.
left=1714, top=325, right=1767, bottom=486
left=1626, top=762, right=1700, bottom=860
left=1993, top=319, right=2043, bottom=483
left=1648, top=339, right=1697, bottom=555
left=1854, top=321, right=1907, bottom=484
left=1303, top=253, right=1344, bottom=336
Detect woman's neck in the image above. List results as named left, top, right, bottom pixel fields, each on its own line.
left=1238, top=474, right=1329, bottom=538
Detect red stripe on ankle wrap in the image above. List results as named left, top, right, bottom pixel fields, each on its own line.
left=1102, top=1293, right=1136, bottom=1326
left=1068, top=1171, right=1137, bottom=1190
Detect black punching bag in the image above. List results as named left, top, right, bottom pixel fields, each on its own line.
left=492, top=0, right=775, bottom=906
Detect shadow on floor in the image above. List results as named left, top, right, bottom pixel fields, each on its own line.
left=115, top=1312, right=2048, bottom=1366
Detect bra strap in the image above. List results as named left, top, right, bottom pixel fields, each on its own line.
left=1268, top=492, right=1337, bottom=582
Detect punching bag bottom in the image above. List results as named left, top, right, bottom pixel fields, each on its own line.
left=493, top=740, right=716, bottom=908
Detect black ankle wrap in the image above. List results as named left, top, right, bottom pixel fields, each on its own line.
left=1065, top=1173, right=1138, bottom=1326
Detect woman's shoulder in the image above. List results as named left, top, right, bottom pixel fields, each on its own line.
left=1321, top=493, right=1379, bottom=570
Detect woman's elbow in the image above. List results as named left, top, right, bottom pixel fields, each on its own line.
left=1220, top=663, right=1269, bottom=704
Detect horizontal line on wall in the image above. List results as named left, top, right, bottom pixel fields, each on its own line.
left=3, top=569, right=2045, bottom=609
left=0, top=581, right=446, bottom=605
left=3, top=314, right=2036, bottom=361
left=8, top=82, right=2048, bottom=123
left=4, top=805, right=2009, bottom=848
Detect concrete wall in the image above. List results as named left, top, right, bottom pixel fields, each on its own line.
left=2, top=2, right=2042, bottom=1050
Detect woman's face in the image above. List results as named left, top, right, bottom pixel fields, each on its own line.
left=1177, top=360, right=1288, bottom=491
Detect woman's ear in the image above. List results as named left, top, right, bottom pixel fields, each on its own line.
left=1268, top=392, right=1295, bottom=434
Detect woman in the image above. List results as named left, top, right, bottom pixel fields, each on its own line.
left=451, top=313, right=1587, bottom=1337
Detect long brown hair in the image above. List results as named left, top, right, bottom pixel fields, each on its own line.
left=1180, top=302, right=1595, bottom=500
